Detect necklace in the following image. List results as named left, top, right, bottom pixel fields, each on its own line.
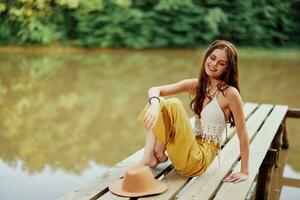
left=206, top=85, right=218, bottom=97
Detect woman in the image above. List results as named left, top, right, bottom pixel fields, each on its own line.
left=137, top=40, right=249, bottom=183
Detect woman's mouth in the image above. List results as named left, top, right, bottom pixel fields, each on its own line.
left=208, top=66, right=217, bottom=72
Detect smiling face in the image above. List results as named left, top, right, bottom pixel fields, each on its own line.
left=192, top=40, right=239, bottom=126
left=204, top=48, right=228, bottom=80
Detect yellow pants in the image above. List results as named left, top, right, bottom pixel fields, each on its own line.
left=138, top=97, right=219, bottom=177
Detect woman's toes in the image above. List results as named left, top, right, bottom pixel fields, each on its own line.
left=155, top=152, right=168, bottom=163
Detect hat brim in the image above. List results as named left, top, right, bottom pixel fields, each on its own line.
left=109, top=179, right=167, bottom=197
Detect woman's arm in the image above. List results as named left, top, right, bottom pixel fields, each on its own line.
left=148, top=78, right=197, bottom=98
left=144, top=79, right=197, bottom=131
left=224, top=87, right=249, bottom=183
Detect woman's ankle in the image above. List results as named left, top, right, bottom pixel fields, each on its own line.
left=141, top=155, right=158, bottom=168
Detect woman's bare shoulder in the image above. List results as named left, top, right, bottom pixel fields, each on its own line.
left=223, top=86, right=243, bottom=108
left=221, top=85, right=241, bottom=101
left=225, top=86, right=239, bottom=96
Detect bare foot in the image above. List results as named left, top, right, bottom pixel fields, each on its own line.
left=155, top=152, right=168, bottom=164
left=141, top=155, right=158, bottom=168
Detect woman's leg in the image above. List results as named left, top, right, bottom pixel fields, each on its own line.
left=154, top=139, right=168, bottom=163
left=141, top=130, right=158, bottom=168
left=138, top=98, right=205, bottom=176
left=141, top=130, right=168, bottom=167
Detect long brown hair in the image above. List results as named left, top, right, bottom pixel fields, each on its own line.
left=190, top=40, right=239, bottom=127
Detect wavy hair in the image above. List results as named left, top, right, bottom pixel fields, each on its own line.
left=190, top=40, right=239, bottom=127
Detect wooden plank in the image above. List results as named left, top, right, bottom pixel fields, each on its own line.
left=137, top=103, right=259, bottom=200
left=225, top=103, right=258, bottom=142
left=213, top=105, right=288, bottom=200
left=286, top=108, right=300, bottom=118
left=241, top=103, right=259, bottom=120
left=269, top=149, right=289, bottom=199
left=98, top=103, right=258, bottom=200
left=282, top=177, right=300, bottom=187
left=60, top=102, right=259, bottom=200
left=139, top=170, right=190, bottom=200
left=177, top=104, right=273, bottom=200
left=59, top=149, right=143, bottom=200
left=282, top=118, right=289, bottom=149
left=255, top=149, right=278, bottom=199
left=98, top=159, right=172, bottom=200
left=60, top=148, right=171, bottom=200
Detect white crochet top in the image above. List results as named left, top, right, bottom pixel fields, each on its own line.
left=193, top=94, right=227, bottom=167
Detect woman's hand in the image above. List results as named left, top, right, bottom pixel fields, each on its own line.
left=223, top=172, right=248, bottom=183
left=143, top=101, right=160, bottom=132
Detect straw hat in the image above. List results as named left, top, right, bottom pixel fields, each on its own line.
left=109, top=163, right=167, bottom=197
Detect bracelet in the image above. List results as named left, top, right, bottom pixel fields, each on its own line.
left=149, top=96, right=160, bottom=105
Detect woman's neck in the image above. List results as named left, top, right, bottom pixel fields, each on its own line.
left=209, top=78, right=220, bottom=88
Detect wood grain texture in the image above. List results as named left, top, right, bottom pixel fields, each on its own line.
left=98, top=104, right=258, bottom=200
left=286, top=108, right=300, bottom=118
left=213, top=105, right=288, bottom=200
left=139, top=170, right=190, bottom=200
left=177, top=104, right=273, bottom=200
left=59, top=149, right=143, bottom=200
left=60, top=102, right=276, bottom=200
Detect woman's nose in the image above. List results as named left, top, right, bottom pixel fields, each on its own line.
left=212, top=60, right=218, bottom=66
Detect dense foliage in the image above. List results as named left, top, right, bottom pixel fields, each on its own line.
left=0, top=0, right=299, bottom=48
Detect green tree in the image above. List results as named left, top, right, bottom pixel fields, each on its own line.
left=0, top=0, right=299, bottom=47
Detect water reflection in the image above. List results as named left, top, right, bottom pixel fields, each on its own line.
left=280, top=165, right=300, bottom=199
left=270, top=147, right=300, bottom=199
left=0, top=159, right=107, bottom=200
left=0, top=48, right=199, bottom=174
left=0, top=47, right=299, bottom=199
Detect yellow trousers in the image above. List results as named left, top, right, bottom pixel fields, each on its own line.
left=138, top=97, right=218, bottom=177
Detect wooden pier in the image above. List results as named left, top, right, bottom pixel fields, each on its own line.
left=60, top=103, right=300, bottom=200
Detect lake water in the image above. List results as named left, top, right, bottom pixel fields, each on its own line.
left=0, top=47, right=299, bottom=200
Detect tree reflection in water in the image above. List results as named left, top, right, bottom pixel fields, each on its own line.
left=0, top=48, right=198, bottom=175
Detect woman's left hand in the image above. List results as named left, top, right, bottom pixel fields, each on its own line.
left=223, top=172, right=248, bottom=183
